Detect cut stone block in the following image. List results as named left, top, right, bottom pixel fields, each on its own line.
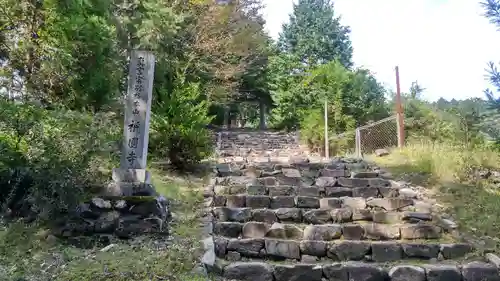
left=265, top=239, right=300, bottom=259
left=112, top=168, right=151, bottom=183
left=104, top=182, right=157, bottom=196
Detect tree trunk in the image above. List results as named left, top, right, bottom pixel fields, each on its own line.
left=223, top=105, right=229, bottom=129
left=259, top=101, right=267, bottom=129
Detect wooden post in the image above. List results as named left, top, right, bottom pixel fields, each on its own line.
left=324, top=98, right=329, bottom=159
left=259, top=101, right=267, bottom=130
left=223, top=105, right=229, bottom=129
left=395, top=66, right=405, bottom=147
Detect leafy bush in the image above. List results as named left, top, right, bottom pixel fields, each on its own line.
left=0, top=98, right=120, bottom=219
left=149, top=82, right=214, bottom=170
left=299, top=108, right=356, bottom=156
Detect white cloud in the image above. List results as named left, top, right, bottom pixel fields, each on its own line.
left=262, top=0, right=500, bottom=101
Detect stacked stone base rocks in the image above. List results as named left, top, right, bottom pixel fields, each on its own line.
left=201, top=130, right=500, bottom=281
left=55, top=170, right=170, bottom=239
left=55, top=195, right=170, bottom=239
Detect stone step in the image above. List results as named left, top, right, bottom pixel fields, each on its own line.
left=213, top=237, right=474, bottom=262
left=212, top=185, right=403, bottom=199
left=212, top=207, right=434, bottom=224
left=214, top=163, right=375, bottom=176
left=209, top=195, right=423, bottom=212
left=210, top=260, right=498, bottom=281
left=214, top=176, right=393, bottom=189
left=216, top=164, right=381, bottom=179
left=213, top=221, right=444, bottom=240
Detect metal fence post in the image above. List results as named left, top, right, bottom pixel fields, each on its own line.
left=324, top=98, right=329, bottom=159
left=355, top=128, right=361, bottom=158
left=396, top=112, right=404, bottom=147
left=395, top=66, right=405, bottom=147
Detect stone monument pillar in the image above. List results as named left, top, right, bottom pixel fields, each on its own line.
left=109, top=50, right=156, bottom=196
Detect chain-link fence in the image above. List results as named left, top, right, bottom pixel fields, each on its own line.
left=356, top=115, right=399, bottom=156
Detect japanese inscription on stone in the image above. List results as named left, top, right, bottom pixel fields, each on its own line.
left=121, top=50, right=155, bottom=169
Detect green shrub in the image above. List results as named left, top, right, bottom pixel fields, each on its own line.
left=0, top=98, right=120, bottom=219
left=299, top=107, right=356, bottom=156
left=149, top=82, right=214, bottom=170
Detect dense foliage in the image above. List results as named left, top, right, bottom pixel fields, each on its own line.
left=0, top=0, right=270, bottom=217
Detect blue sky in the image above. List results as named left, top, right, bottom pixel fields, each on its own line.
left=262, top=0, right=500, bottom=101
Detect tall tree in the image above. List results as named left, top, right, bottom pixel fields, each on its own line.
left=481, top=0, right=500, bottom=110
left=277, top=0, right=353, bottom=68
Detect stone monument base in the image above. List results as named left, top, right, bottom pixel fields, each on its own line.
left=55, top=195, right=170, bottom=239
left=102, top=168, right=157, bottom=196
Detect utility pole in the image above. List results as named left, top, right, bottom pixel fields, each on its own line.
left=324, top=98, right=329, bottom=159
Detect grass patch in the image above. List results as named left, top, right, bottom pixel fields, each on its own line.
left=0, top=168, right=210, bottom=281
left=368, top=141, right=500, bottom=250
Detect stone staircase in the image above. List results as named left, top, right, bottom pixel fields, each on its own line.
left=216, top=129, right=304, bottom=159
left=201, top=131, right=500, bottom=281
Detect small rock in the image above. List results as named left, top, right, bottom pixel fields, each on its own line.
left=345, top=262, right=388, bottom=280
left=242, top=222, right=270, bottom=238
left=331, top=208, right=353, bottom=223
left=440, top=243, right=473, bottom=259
left=271, top=196, right=295, bottom=209
left=213, top=222, right=242, bottom=238
left=100, top=243, right=117, bottom=252
left=252, top=209, right=278, bottom=224
left=424, top=264, right=462, bottom=281
left=461, top=261, right=500, bottom=281
left=389, top=265, right=426, bottom=281
left=328, top=241, right=370, bottom=260
left=303, top=225, right=342, bottom=241
left=399, top=188, right=418, bottom=199
left=213, top=207, right=252, bottom=222
left=246, top=196, right=271, bottom=208
left=265, top=239, right=300, bottom=259
left=91, top=198, right=112, bottom=209
left=223, top=262, right=274, bottom=281
left=266, top=223, right=303, bottom=240
left=372, top=211, right=402, bottom=224
left=295, top=196, right=320, bottom=208
left=402, top=243, right=440, bottom=259
left=371, top=242, right=403, bottom=262
left=226, top=251, right=241, bottom=261
left=273, top=264, right=323, bottom=281
left=300, top=240, right=327, bottom=257
left=366, top=198, right=413, bottom=211
left=323, top=263, right=348, bottom=280
left=400, top=224, right=441, bottom=239
left=300, top=255, right=319, bottom=263
left=314, top=177, right=337, bottom=188
left=375, top=148, right=390, bottom=157
left=303, top=209, right=331, bottom=224
left=363, top=223, right=400, bottom=239
left=342, top=197, right=367, bottom=209
left=114, top=200, right=127, bottom=210
left=342, top=224, right=365, bottom=240
left=275, top=208, right=302, bottom=222
left=94, top=211, right=120, bottom=233
left=227, top=238, right=265, bottom=257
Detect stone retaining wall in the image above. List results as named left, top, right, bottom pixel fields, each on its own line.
left=216, top=130, right=303, bottom=157
left=54, top=195, right=170, bottom=239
